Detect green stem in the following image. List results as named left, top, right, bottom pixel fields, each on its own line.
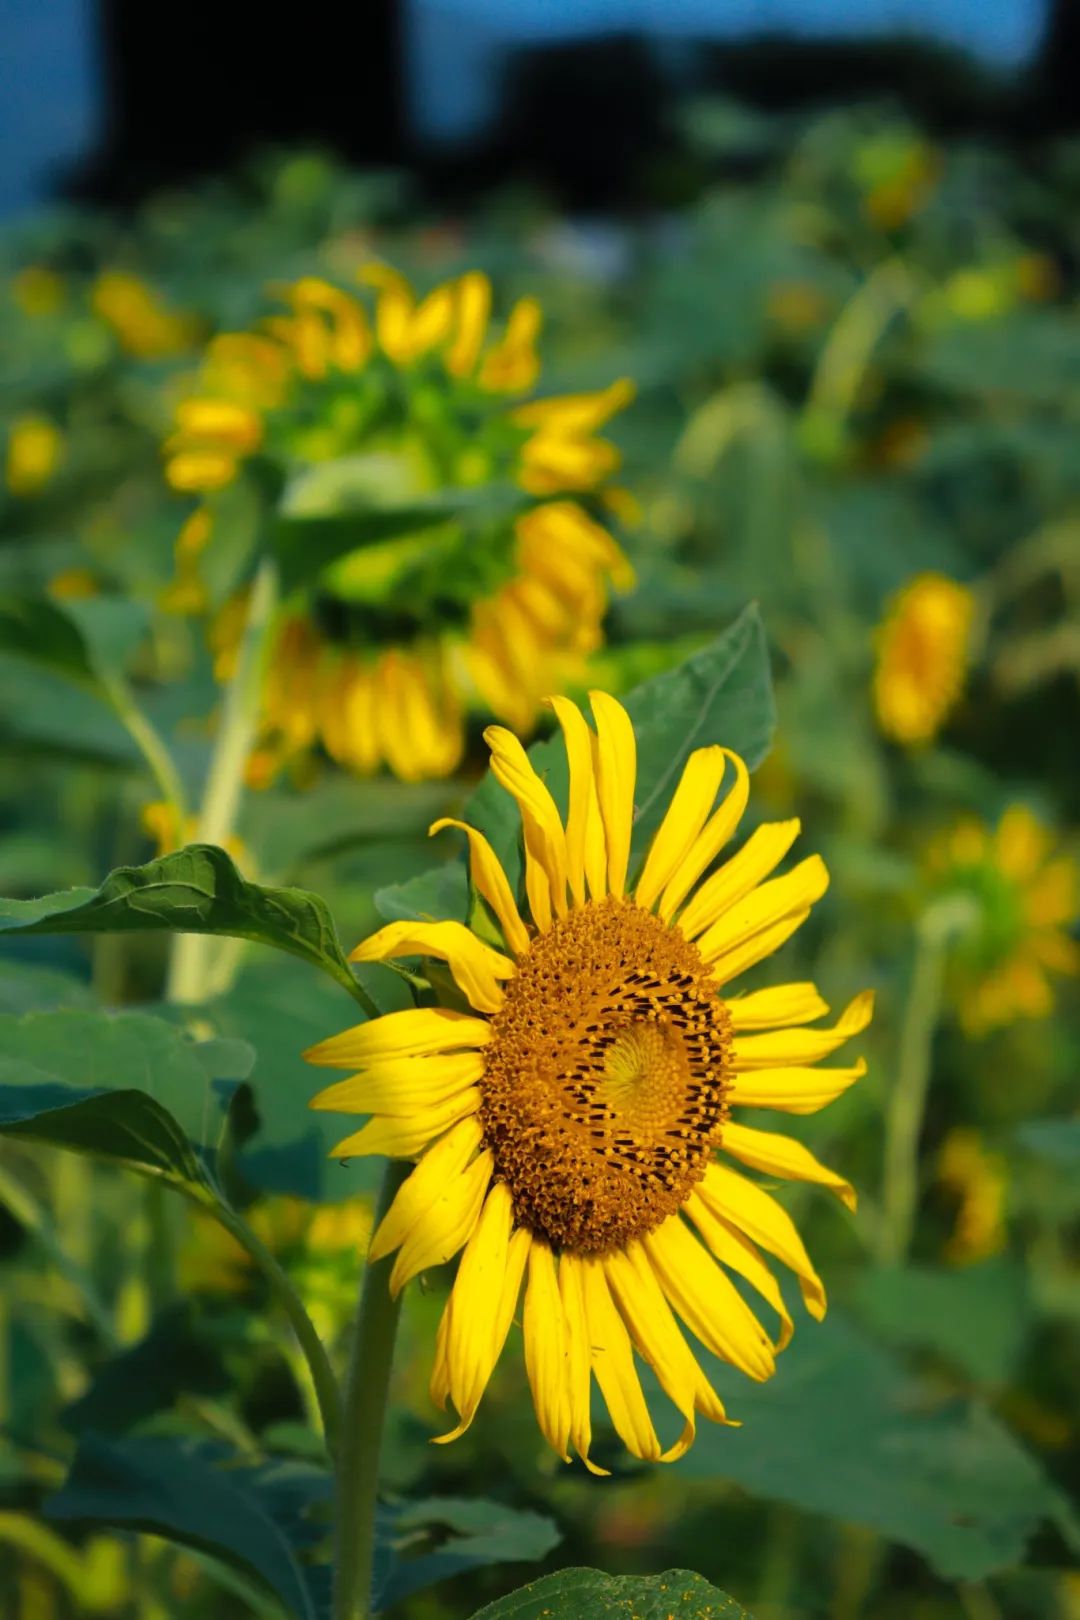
left=166, top=557, right=279, bottom=1004
left=203, top=1194, right=341, bottom=1459
left=332, top=1162, right=410, bottom=1620
left=878, top=898, right=974, bottom=1265
left=0, top=1160, right=116, bottom=1344
left=102, top=672, right=190, bottom=826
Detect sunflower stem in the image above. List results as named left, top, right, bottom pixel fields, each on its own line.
left=166, top=556, right=278, bottom=1004
left=332, top=1160, right=410, bottom=1620
left=878, top=896, right=973, bottom=1264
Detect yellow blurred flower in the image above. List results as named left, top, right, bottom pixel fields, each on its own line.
left=47, top=566, right=99, bottom=601
left=12, top=265, right=67, bottom=317
left=92, top=270, right=198, bottom=359
left=165, top=266, right=635, bottom=782
left=5, top=414, right=64, bottom=497
left=927, top=806, right=1080, bottom=1035
left=140, top=799, right=249, bottom=868
left=853, top=135, right=940, bottom=231
left=873, top=573, right=975, bottom=746
left=938, top=1128, right=1007, bottom=1263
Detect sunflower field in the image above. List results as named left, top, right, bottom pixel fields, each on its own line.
left=0, top=97, right=1078, bottom=1620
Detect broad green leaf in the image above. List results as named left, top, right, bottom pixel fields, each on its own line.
left=0, top=961, right=97, bottom=1014
left=0, top=594, right=147, bottom=688
left=1017, top=1118, right=1080, bottom=1166
left=63, top=1304, right=231, bottom=1435
left=377, top=603, right=774, bottom=924
left=47, top=1434, right=327, bottom=1620
left=469, top=1568, right=753, bottom=1619
left=375, top=1497, right=560, bottom=1611
left=0, top=844, right=367, bottom=1004
left=674, top=1313, right=1077, bottom=1579
left=0, top=1084, right=204, bottom=1188
left=852, top=1260, right=1030, bottom=1386
left=242, top=775, right=457, bottom=878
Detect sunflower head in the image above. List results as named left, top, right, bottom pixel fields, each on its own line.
left=873, top=572, right=975, bottom=746
left=306, top=691, right=872, bottom=1467
left=927, top=805, right=1080, bottom=1035
left=92, top=270, right=198, bottom=359
left=5, top=413, right=64, bottom=498
left=164, top=268, right=635, bottom=782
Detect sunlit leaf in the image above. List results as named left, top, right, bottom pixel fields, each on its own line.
left=469, top=1568, right=754, bottom=1619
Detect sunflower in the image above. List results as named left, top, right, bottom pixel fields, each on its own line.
left=873, top=572, right=975, bottom=746
left=164, top=268, right=634, bottom=782
left=928, top=805, right=1080, bottom=1035
left=306, top=692, right=872, bottom=1466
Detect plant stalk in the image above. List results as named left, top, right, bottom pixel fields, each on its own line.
left=331, top=1161, right=410, bottom=1620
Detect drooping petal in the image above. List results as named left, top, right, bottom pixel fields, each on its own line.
left=304, top=1006, right=491, bottom=1068
left=369, top=1117, right=484, bottom=1262
left=696, top=856, right=829, bottom=969
left=523, top=1240, right=571, bottom=1462
left=635, top=747, right=729, bottom=912
left=388, top=1148, right=493, bottom=1295
left=350, top=920, right=515, bottom=1015
left=728, top=982, right=830, bottom=1031
left=446, top=271, right=492, bottom=377
left=700, top=1162, right=826, bottom=1319
left=435, top=1185, right=530, bottom=1440
left=512, top=379, right=635, bottom=435
left=731, top=991, right=874, bottom=1069
left=589, top=691, right=636, bottom=898
left=558, top=1254, right=608, bottom=1475
left=676, top=820, right=801, bottom=941
left=580, top=1257, right=664, bottom=1462
left=547, top=696, right=605, bottom=907
left=330, top=1089, right=480, bottom=1162
left=484, top=724, right=569, bottom=930
left=658, top=753, right=750, bottom=921
left=683, top=1192, right=793, bottom=1350
left=643, top=1215, right=776, bottom=1382
left=721, top=1122, right=856, bottom=1211
left=429, top=818, right=530, bottom=958
left=728, top=1059, right=867, bottom=1115
left=309, top=1051, right=484, bottom=1116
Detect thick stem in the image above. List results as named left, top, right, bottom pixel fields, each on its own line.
left=332, top=1162, right=410, bottom=1620
left=166, top=557, right=279, bottom=1004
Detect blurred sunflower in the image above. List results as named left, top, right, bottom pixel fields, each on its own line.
left=307, top=692, right=872, bottom=1466
left=5, top=413, right=64, bottom=498
left=873, top=572, right=975, bottom=746
left=92, top=270, right=199, bottom=359
left=164, top=268, right=634, bottom=782
left=937, top=1128, right=1007, bottom=1264
left=928, top=805, right=1080, bottom=1034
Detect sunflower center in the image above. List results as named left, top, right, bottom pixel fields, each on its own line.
left=479, top=897, right=733, bottom=1256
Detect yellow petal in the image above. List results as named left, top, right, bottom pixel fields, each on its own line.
left=429, top=818, right=530, bottom=958
left=369, top=1117, right=484, bottom=1262
left=390, top=1147, right=493, bottom=1295
left=330, top=1089, right=480, bottom=1162
left=677, top=820, right=802, bottom=941
left=309, top=1051, right=484, bottom=1117
left=446, top=271, right=492, bottom=377
left=720, top=1123, right=856, bottom=1211
left=435, top=1184, right=529, bottom=1441
left=683, top=1193, right=793, bottom=1351
left=635, top=747, right=729, bottom=912
left=697, top=855, right=829, bottom=969
left=729, top=982, right=830, bottom=1031
left=559, top=1254, right=608, bottom=1475
left=731, top=990, right=874, bottom=1069
left=304, top=1006, right=491, bottom=1068
left=658, top=753, right=750, bottom=921
left=523, top=1240, right=571, bottom=1462
left=484, top=725, right=569, bottom=930
left=547, top=695, right=605, bottom=907
left=707, top=910, right=812, bottom=988
left=513, top=378, right=635, bottom=435
left=406, top=283, right=455, bottom=360
left=350, top=920, right=514, bottom=1015
left=700, top=1162, right=826, bottom=1319
left=728, top=1058, right=867, bottom=1115
left=580, top=1257, right=664, bottom=1463
left=643, top=1215, right=776, bottom=1382
left=589, top=691, right=636, bottom=898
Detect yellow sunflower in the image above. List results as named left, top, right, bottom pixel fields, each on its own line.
left=928, top=805, right=1080, bottom=1035
left=164, top=268, right=634, bottom=782
left=873, top=572, right=975, bottom=746
left=306, top=692, right=872, bottom=1466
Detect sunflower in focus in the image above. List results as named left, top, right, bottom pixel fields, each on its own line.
left=873, top=572, right=975, bottom=746
left=307, top=692, right=872, bottom=1465
left=927, top=805, right=1079, bottom=1035
left=164, top=267, right=634, bottom=782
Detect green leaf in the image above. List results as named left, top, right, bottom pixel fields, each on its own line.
left=378, top=603, right=775, bottom=924
left=47, top=1434, right=327, bottom=1620
left=0, top=594, right=148, bottom=688
left=675, top=1313, right=1077, bottom=1579
left=851, top=1260, right=1030, bottom=1387
left=1017, top=1117, right=1080, bottom=1166
left=0, top=1084, right=204, bottom=1188
left=468, top=1569, right=754, bottom=1619
left=0, top=844, right=367, bottom=1005
left=63, top=1304, right=231, bottom=1435
left=375, top=1497, right=561, bottom=1611
left=242, top=775, right=456, bottom=878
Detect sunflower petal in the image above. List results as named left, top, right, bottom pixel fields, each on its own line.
left=721, top=1122, right=857, bottom=1211
left=559, top=1254, right=608, bottom=1475
left=697, top=856, right=829, bottom=970
left=707, top=910, right=811, bottom=988
left=684, top=1192, right=793, bottom=1350
left=700, top=1162, right=826, bottom=1319
left=484, top=725, right=569, bottom=929
left=331, top=1089, right=480, bottom=1163
left=428, top=818, right=530, bottom=959
left=350, top=921, right=514, bottom=1015
left=580, top=1258, right=663, bottom=1462
left=658, top=753, right=750, bottom=921
left=728, top=983, right=830, bottom=1031
left=643, top=1215, right=775, bottom=1382
left=446, top=271, right=492, bottom=377
left=677, top=820, right=801, bottom=941
left=589, top=691, right=636, bottom=898
left=369, top=1118, right=484, bottom=1262
left=304, top=1006, right=490, bottom=1068
left=389, top=1148, right=493, bottom=1295
left=635, top=747, right=728, bottom=912
left=523, top=1240, right=571, bottom=1462
left=310, top=1051, right=484, bottom=1116
left=547, top=696, right=605, bottom=907
left=731, top=991, right=874, bottom=1069
left=728, top=1059, right=867, bottom=1115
